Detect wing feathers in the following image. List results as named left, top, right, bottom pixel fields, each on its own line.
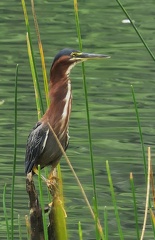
left=25, top=122, right=49, bottom=174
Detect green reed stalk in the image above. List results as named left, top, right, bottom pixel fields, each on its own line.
left=38, top=165, right=48, bottom=240
left=26, top=32, right=42, bottom=119
left=78, top=221, right=83, bottom=240
left=104, top=207, right=108, bottom=240
left=131, top=86, right=146, bottom=180
left=3, top=184, right=10, bottom=240
left=106, top=160, right=124, bottom=240
left=93, top=197, right=100, bottom=240
left=18, top=215, right=23, bottom=240
left=116, top=0, right=155, bottom=61
left=129, top=172, right=140, bottom=240
left=11, top=64, right=19, bottom=239
left=21, top=0, right=44, bottom=114
left=31, top=0, right=50, bottom=107
left=73, top=0, right=99, bottom=220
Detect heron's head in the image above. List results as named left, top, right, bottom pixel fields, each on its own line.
left=50, top=48, right=110, bottom=77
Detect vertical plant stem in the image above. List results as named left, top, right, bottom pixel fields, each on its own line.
left=106, top=160, right=124, bottom=240
left=26, top=33, right=42, bottom=119
left=11, top=64, right=19, bottom=239
left=73, top=0, right=98, bottom=217
left=21, top=0, right=44, bottom=114
left=93, top=197, right=100, bottom=240
left=18, top=214, right=23, bottom=240
left=3, top=184, right=10, bottom=240
left=104, top=207, right=108, bottom=240
left=130, top=172, right=140, bottom=239
left=131, top=85, right=146, bottom=179
left=31, top=0, right=49, bottom=107
left=78, top=221, right=83, bottom=240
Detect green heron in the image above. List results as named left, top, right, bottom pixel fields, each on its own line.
left=25, top=48, right=110, bottom=177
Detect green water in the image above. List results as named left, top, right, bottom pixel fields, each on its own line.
left=1, top=0, right=155, bottom=239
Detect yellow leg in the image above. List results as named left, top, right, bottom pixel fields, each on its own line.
left=32, top=166, right=47, bottom=182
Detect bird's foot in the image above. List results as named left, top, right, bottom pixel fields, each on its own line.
left=46, top=170, right=59, bottom=195
left=48, top=175, right=59, bottom=182
left=46, top=178, right=59, bottom=196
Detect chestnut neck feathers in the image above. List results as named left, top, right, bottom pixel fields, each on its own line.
left=42, top=58, right=75, bottom=136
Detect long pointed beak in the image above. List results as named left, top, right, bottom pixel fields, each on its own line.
left=79, top=52, right=110, bottom=60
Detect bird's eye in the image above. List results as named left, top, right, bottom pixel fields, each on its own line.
left=71, top=52, right=77, bottom=57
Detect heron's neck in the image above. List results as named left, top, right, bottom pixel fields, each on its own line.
left=43, top=72, right=72, bottom=134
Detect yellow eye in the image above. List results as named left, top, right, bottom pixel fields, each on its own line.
left=71, top=52, right=77, bottom=57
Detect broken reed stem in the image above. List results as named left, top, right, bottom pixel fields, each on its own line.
left=26, top=172, right=44, bottom=240
left=47, top=122, right=104, bottom=238
left=140, top=147, right=151, bottom=240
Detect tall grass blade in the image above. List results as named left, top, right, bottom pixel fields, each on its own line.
left=31, top=0, right=49, bottom=107
left=131, top=86, right=146, bottom=179
left=73, top=0, right=98, bottom=219
left=93, top=197, right=100, bottom=240
left=116, top=0, right=155, bottom=61
left=104, top=206, right=108, bottom=240
left=106, top=160, right=124, bottom=240
left=11, top=64, right=19, bottom=239
left=38, top=165, right=48, bottom=240
left=3, top=184, right=10, bottom=240
left=21, top=0, right=44, bottom=114
left=130, top=172, right=140, bottom=239
left=18, top=214, right=23, bottom=240
left=26, top=33, right=42, bottom=119
left=78, top=221, right=83, bottom=240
